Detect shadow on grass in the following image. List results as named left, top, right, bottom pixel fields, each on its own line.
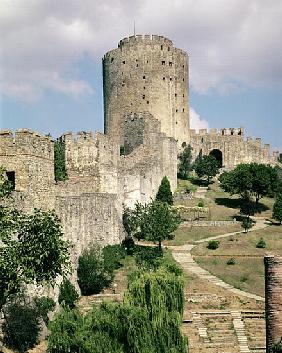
left=215, top=197, right=242, bottom=209
left=189, top=178, right=213, bottom=187
left=215, top=197, right=270, bottom=214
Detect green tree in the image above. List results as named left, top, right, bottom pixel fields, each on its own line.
left=178, top=144, right=193, bottom=179
left=136, top=200, right=181, bottom=251
left=194, top=154, right=220, bottom=184
left=241, top=217, right=253, bottom=233
left=155, top=176, right=173, bottom=205
left=0, top=209, right=70, bottom=309
left=220, top=163, right=280, bottom=211
left=0, top=167, right=13, bottom=198
left=278, top=153, right=282, bottom=164
left=273, top=194, right=282, bottom=224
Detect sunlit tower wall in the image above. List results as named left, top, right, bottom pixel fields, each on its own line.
left=103, top=35, right=190, bottom=147
left=264, top=255, right=282, bottom=353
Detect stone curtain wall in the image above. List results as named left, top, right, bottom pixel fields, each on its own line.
left=55, top=193, right=122, bottom=259
left=264, top=255, right=282, bottom=353
left=0, top=129, right=54, bottom=193
left=190, top=128, right=278, bottom=169
left=103, top=35, right=190, bottom=147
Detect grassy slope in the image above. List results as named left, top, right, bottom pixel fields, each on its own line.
left=192, top=225, right=282, bottom=297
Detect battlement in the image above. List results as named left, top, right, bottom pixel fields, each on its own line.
left=0, top=129, right=53, bottom=160
left=118, top=34, right=173, bottom=48
left=190, top=127, right=244, bottom=136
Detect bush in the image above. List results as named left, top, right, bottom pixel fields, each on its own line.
left=58, top=278, right=79, bottom=309
left=3, top=302, right=40, bottom=353
left=156, top=176, right=173, bottom=205
left=135, top=246, right=163, bottom=270
left=256, top=237, right=266, bottom=249
left=207, top=240, right=220, bottom=250
left=103, top=244, right=126, bottom=273
left=273, top=339, right=282, bottom=353
left=78, top=245, right=115, bottom=295
left=33, top=296, right=56, bottom=324
left=198, top=200, right=204, bottom=207
left=226, top=258, right=236, bottom=265
left=121, top=237, right=135, bottom=255
left=241, top=216, right=253, bottom=233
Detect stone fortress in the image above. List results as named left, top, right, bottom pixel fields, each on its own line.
left=0, top=34, right=280, bottom=263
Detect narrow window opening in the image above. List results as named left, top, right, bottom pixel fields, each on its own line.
left=168, top=47, right=170, bottom=51
left=147, top=60, right=149, bottom=63
left=136, top=64, right=139, bottom=67
left=161, top=60, right=165, bottom=65
left=6, top=171, right=15, bottom=190
left=169, top=62, right=172, bottom=66
left=170, top=77, right=172, bottom=81
left=176, top=121, right=178, bottom=124
left=161, top=45, right=163, bottom=50
left=143, top=76, right=146, bottom=79
left=143, top=95, right=145, bottom=99
left=183, top=108, right=185, bottom=112
left=143, top=86, right=146, bottom=90
left=111, top=57, right=114, bottom=62
left=123, top=60, right=125, bottom=64
left=183, top=78, right=185, bottom=82
left=147, top=101, right=149, bottom=104
left=183, top=65, right=184, bottom=68
left=175, top=93, right=177, bottom=97
left=163, top=77, right=165, bottom=80
left=183, top=94, right=185, bottom=97
left=176, top=109, right=178, bottom=113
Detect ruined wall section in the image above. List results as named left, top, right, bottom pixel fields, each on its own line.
left=103, top=35, right=190, bottom=147
left=59, top=131, right=120, bottom=196
left=264, top=255, right=282, bottom=353
left=119, top=112, right=177, bottom=208
left=190, top=128, right=278, bottom=169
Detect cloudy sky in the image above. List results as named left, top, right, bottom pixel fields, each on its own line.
left=0, top=0, right=281, bottom=150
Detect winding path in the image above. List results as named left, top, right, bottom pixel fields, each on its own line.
left=169, top=218, right=268, bottom=302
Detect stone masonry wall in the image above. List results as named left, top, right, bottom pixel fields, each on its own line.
left=264, top=255, right=282, bottom=353
left=103, top=34, right=190, bottom=147
left=190, top=128, right=278, bottom=169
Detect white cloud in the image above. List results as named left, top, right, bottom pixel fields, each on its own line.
left=190, top=107, right=209, bottom=131
left=1, top=0, right=282, bottom=101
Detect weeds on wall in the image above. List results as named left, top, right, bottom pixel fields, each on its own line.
left=54, top=140, right=68, bottom=182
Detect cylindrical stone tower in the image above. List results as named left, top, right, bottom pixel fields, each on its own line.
left=264, top=255, right=282, bottom=352
left=103, top=34, right=190, bottom=147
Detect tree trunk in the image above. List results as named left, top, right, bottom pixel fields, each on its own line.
left=158, top=240, right=162, bottom=252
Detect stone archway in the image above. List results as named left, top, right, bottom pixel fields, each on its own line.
left=209, top=149, right=223, bottom=168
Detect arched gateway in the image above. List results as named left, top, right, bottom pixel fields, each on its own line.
left=209, top=149, right=223, bottom=168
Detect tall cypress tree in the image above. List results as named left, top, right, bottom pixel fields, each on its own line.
left=156, top=176, right=173, bottom=205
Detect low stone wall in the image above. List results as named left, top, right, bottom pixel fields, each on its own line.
left=180, top=220, right=238, bottom=227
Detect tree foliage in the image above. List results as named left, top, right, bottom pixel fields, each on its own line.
left=133, top=200, right=181, bottom=250
left=194, top=154, right=220, bottom=184
left=220, top=163, right=280, bottom=205
left=241, top=217, right=253, bottom=233
left=273, top=194, right=282, bottom=224
left=0, top=166, right=13, bottom=198
left=48, top=260, right=187, bottom=353
left=3, top=301, right=40, bottom=353
left=178, top=144, right=193, bottom=179
left=155, top=176, right=173, bottom=205
left=0, top=208, right=70, bottom=309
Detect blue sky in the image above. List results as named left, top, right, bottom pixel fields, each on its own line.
left=1, top=0, right=282, bottom=151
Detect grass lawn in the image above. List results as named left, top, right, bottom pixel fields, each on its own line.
left=164, top=224, right=242, bottom=245
left=192, top=224, right=282, bottom=297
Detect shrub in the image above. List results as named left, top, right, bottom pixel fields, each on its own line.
left=241, top=216, right=253, bottom=233
left=156, top=176, right=173, bottom=205
left=121, top=237, right=135, bottom=255
left=273, top=339, right=282, bottom=353
left=77, top=245, right=111, bottom=295
left=3, top=302, right=40, bottom=353
left=135, top=246, right=163, bottom=270
left=207, top=240, right=220, bottom=250
left=103, top=244, right=126, bottom=273
left=58, top=278, right=79, bottom=309
left=240, top=275, right=248, bottom=283
left=198, top=200, right=204, bottom=207
left=256, top=237, right=266, bottom=249
left=33, top=296, right=56, bottom=324
left=226, top=258, right=236, bottom=265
